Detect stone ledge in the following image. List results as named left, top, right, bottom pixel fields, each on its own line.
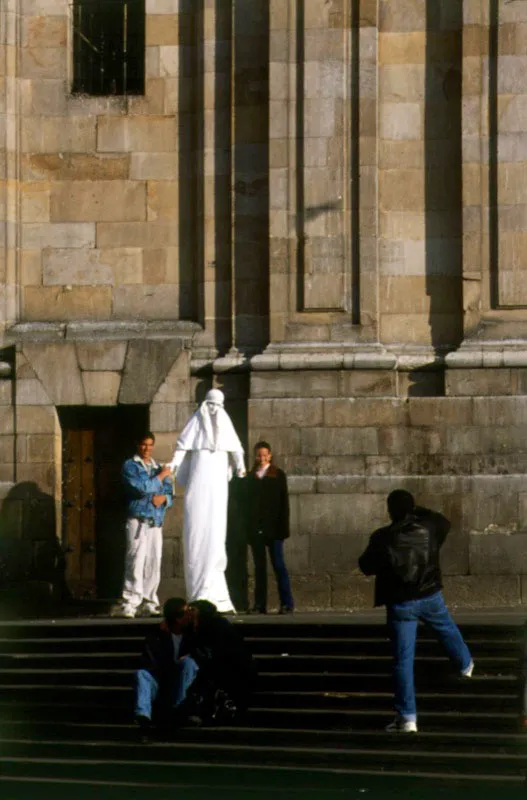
left=8, top=320, right=201, bottom=344
left=446, top=340, right=527, bottom=369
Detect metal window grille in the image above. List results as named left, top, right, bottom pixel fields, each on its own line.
left=72, top=0, right=145, bottom=96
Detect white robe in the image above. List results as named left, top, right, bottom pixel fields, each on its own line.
left=169, top=399, right=245, bottom=613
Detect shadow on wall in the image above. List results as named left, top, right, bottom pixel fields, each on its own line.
left=408, top=1, right=463, bottom=396
left=0, top=482, right=67, bottom=618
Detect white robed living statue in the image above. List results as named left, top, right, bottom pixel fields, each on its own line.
left=168, top=389, right=245, bottom=613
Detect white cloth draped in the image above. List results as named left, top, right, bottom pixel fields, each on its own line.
left=169, top=392, right=245, bottom=613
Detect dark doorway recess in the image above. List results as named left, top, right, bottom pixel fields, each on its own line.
left=58, top=405, right=149, bottom=601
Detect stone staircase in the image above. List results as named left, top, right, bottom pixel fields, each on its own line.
left=0, top=617, right=525, bottom=795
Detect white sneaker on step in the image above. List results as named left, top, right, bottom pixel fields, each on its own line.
left=136, top=605, right=161, bottom=618
left=115, top=606, right=136, bottom=619
left=461, top=660, right=474, bottom=678
left=385, top=716, right=418, bottom=733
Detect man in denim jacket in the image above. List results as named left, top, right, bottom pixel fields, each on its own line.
left=114, top=432, right=173, bottom=619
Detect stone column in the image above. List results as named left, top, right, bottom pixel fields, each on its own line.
left=268, top=0, right=377, bottom=347
left=457, top=1, right=527, bottom=342
left=1, top=0, right=23, bottom=333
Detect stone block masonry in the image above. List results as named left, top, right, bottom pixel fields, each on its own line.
left=249, top=373, right=527, bottom=610
left=3, top=1, right=527, bottom=609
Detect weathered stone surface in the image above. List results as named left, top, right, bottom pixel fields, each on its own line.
left=21, top=223, right=95, bottom=250
left=323, top=398, right=407, bottom=428
left=76, top=343, right=127, bottom=372
left=16, top=406, right=57, bottom=434
left=331, top=575, right=375, bottom=610
left=112, top=286, right=179, bottom=319
left=21, top=117, right=96, bottom=154
left=298, top=494, right=385, bottom=537
left=158, top=578, right=187, bottom=604
left=472, top=397, right=527, bottom=427
left=311, top=532, right=370, bottom=572
left=446, top=369, right=513, bottom=397
left=23, top=287, right=112, bottom=321
left=0, top=382, right=13, bottom=406
left=22, top=344, right=85, bottom=406
left=119, top=341, right=183, bottom=405
left=22, top=434, right=56, bottom=463
left=301, top=428, right=379, bottom=457
left=250, top=371, right=340, bottom=399
left=469, top=533, right=527, bottom=576
left=0, top=408, right=14, bottom=435
left=150, top=402, right=194, bottom=432
left=42, top=248, right=142, bottom=287
left=339, top=370, right=396, bottom=397
left=443, top=577, right=522, bottom=608
left=408, top=398, right=473, bottom=426
left=248, top=427, right=301, bottom=457
left=82, top=372, right=121, bottom=406
left=288, top=575, right=331, bottom=611
left=97, top=117, right=177, bottom=153
left=15, top=379, right=52, bottom=406
left=23, top=154, right=130, bottom=182
left=50, top=182, right=146, bottom=223
left=5, top=0, right=527, bottom=609
left=249, top=399, right=323, bottom=428
left=316, top=475, right=366, bottom=494
left=96, top=223, right=179, bottom=249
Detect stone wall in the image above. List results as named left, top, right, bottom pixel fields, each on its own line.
left=2, top=2, right=527, bottom=609
left=378, top=0, right=463, bottom=348
left=248, top=368, right=527, bottom=610
left=2, top=0, right=205, bottom=329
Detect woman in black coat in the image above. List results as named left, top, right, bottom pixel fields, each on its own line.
left=246, top=441, right=294, bottom=614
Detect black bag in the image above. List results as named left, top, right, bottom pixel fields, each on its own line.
left=386, top=518, right=430, bottom=585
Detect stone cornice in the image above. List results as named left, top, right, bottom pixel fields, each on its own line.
left=7, top=321, right=201, bottom=344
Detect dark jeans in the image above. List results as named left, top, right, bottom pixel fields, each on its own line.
left=134, top=657, right=199, bottom=721
left=226, top=536, right=249, bottom=613
left=251, top=538, right=294, bottom=611
left=387, top=591, right=473, bottom=721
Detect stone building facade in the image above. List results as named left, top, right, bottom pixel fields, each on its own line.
left=1, top=0, right=527, bottom=610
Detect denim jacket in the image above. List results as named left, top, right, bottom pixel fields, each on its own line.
left=122, top=455, right=173, bottom=527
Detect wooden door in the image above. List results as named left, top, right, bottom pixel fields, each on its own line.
left=63, top=429, right=97, bottom=598
left=60, top=405, right=149, bottom=601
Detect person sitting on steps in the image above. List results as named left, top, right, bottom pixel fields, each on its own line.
left=184, top=599, right=256, bottom=725
left=134, top=597, right=199, bottom=743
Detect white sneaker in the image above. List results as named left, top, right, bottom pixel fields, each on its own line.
left=112, top=605, right=136, bottom=619
left=461, top=660, right=474, bottom=678
left=136, top=605, right=161, bottom=618
left=385, top=716, right=418, bottom=733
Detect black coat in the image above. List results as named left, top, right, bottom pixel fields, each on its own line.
left=358, top=506, right=450, bottom=607
left=246, top=465, right=290, bottom=542
left=139, top=625, right=192, bottom=686
left=187, top=614, right=256, bottom=709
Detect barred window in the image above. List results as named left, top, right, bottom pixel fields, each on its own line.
left=72, top=0, right=145, bottom=96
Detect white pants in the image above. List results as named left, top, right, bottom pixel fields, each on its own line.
left=121, top=518, right=163, bottom=611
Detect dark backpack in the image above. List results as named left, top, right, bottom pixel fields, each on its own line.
left=386, top=517, right=430, bottom=585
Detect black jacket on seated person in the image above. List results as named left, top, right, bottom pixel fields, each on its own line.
left=358, top=506, right=451, bottom=607
left=246, top=464, right=289, bottom=542
left=139, top=625, right=191, bottom=683
left=188, top=613, right=255, bottom=709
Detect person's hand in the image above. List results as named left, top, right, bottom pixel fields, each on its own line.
left=237, top=469, right=246, bottom=478
left=152, top=494, right=167, bottom=507
left=158, top=466, right=172, bottom=480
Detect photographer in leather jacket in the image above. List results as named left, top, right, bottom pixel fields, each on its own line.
left=359, top=489, right=474, bottom=733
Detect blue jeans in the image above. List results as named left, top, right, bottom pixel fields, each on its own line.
left=251, top=538, right=294, bottom=611
left=387, top=591, right=472, bottom=722
left=134, top=657, right=199, bottom=721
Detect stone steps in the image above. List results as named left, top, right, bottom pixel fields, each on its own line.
left=0, top=617, right=525, bottom=789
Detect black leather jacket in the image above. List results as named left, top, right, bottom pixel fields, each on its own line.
left=358, top=507, right=451, bottom=607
